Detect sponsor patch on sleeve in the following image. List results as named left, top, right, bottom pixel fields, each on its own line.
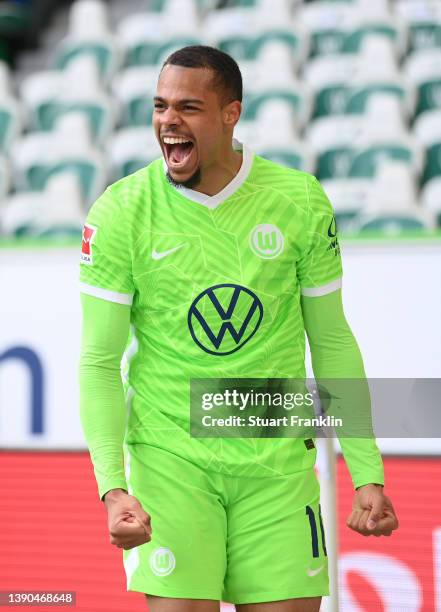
left=80, top=223, right=97, bottom=265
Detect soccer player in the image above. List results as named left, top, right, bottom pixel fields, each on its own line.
left=79, top=46, right=398, bottom=612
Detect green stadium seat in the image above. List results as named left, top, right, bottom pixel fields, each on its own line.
left=243, top=91, right=302, bottom=121
left=348, top=145, right=415, bottom=177
left=55, top=41, right=117, bottom=82
left=320, top=177, right=370, bottom=231
left=128, top=37, right=201, bottom=66
left=413, top=109, right=441, bottom=148
left=346, top=83, right=408, bottom=115
left=409, top=22, right=441, bottom=52
left=355, top=213, right=433, bottom=234
left=343, top=24, right=400, bottom=54
left=317, top=147, right=356, bottom=179
left=54, top=1, right=119, bottom=82
left=416, top=78, right=441, bottom=115
left=113, top=66, right=158, bottom=128
left=21, top=57, right=115, bottom=144
left=1, top=173, right=84, bottom=237
left=256, top=145, right=315, bottom=173
left=109, top=127, right=161, bottom=181
left=313, top=85, right=352, bottom=117
left=422, top=143, right=441, bottom=184
left=11, top=113, right=107, bottom=204
left=310, top=29, right=348, bottom=57
left=404, top=48, right=441, bottom=88
left=0, top=154, right=10, bottom=200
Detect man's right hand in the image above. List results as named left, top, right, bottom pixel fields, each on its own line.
left=103, top=488, right=152, bottom=550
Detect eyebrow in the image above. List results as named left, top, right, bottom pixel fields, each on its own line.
left=154, top=96, right=205, bottom=105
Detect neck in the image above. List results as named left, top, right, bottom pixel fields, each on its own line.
left=192, top=144, right=243, bottom=196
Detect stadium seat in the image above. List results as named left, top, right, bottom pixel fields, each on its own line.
left=415, top=78, right=441, bottom=115
left=256, top=147, right=315, bottom=173
left=31, top=173, right=85, bottom=237
left=317, top=147, right=356, bottom=179
left=347, top=95, right=425, bottom=178
left=404, top=48, right=441, bottom=86
left=0, top=60, right=22, bottom=153
left=351, top=161, right=435, bottom=233
left=242, top=90, right=309, bottom=131
left=21, top=56, right=116, bottom=143
left=204, top=7, right=255, bottom=55
left=1, top=190, right=44, bottom=236
left=343, top=19, right=407, bottom=59
left=421, top=176, right=441, bottom=226
left=0, top=153, right=10, bottom=201
left=349, top=143, right=423, bottom=178
left=413, top=109, right=441, bottom=148
left=113, top=66, right=158, bottom=127
left=162, top=0, right=200, bottom=37
left=303, top=53, right=358, bottom=91
left=320, top=177, right=371, bottom=229
left=11, top=112, right=107, bottom=204
left=354, top=211, right=434, bottom=233
left=1, top=172, right=84, bottom=237
left=54, top=0, right=120, bottom=83
left=305, top=114, right=364, bottom=154
left=19, top=69, right=61, bottom=132
left=421, top=143, right=441, bottom=185
left=346, top=82, right=416, bottom=121
left=313, top=84, right=352, bottom=118
left=117, top=12, right=163, bottom=66
left=364, top=160, right=419, bottom=210
left=109, top=127, right=161, bottom=181
left=352, top=35, right=400, bottom=81
left=408, top=22, right=441, bottom=52
left=309, top=27, right=349, bottom=57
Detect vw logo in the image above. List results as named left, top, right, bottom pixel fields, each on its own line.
left=188, top=283, right=263, bottom=355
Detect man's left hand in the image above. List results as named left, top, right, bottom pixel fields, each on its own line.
left=346, top=484, right=399, bottom=537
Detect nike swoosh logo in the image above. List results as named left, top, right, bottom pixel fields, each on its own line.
left=307, top=564, right=325, bottom=577
left=152, top=244, right=186, bottom=260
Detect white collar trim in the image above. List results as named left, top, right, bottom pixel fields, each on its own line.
left=162, top=139, right=253, bottom=209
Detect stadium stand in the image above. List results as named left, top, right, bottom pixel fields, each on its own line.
left=0, top=0, right=440, bottom=237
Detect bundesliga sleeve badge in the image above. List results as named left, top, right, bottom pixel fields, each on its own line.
left=80, top=223, right=97, bottom=265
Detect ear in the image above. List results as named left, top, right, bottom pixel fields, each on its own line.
left=223, top=100, right=242, bottom=127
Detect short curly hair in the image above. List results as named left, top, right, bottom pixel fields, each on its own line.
left=162, top=45, right=243, bottom=105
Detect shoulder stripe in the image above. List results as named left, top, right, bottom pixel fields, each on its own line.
left=301, top=277, right=342, bottom=297
left=79, top=282, right=133, bottom=305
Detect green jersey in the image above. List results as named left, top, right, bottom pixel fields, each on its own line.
left=79, top=141, right=343, bottom=478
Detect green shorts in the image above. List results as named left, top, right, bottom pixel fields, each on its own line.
left=123, top=443, right=329, bottom=605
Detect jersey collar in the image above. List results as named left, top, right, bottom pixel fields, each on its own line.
left=161, top=139, right=254, bottom=209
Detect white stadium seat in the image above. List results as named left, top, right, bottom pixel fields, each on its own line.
left=109, top=127, right=161, bottom=181
left=1, top=172, right=84, bottom=237
left=404, top=48, right=441, bottom=85
left=11, top=112, right=107, bottom=204
left=413, top=109, right=441, bottom=147
left=55, top=0, right=120, bottom=82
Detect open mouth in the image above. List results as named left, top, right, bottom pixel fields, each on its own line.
left=162, top=136, right=195, bottom=168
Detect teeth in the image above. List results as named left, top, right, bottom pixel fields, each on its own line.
left=163, top=136, right=192, bottom=144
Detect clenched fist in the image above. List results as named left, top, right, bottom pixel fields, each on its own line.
left=104, top=488, right=152, bottom=550
left=347, top=483, right=399, bottom=537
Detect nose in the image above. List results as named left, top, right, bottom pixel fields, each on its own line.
left=159, top=106, right=183, bottom=128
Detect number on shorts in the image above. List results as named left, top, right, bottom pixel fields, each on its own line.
left=305, top=504, right=327, bottom=558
